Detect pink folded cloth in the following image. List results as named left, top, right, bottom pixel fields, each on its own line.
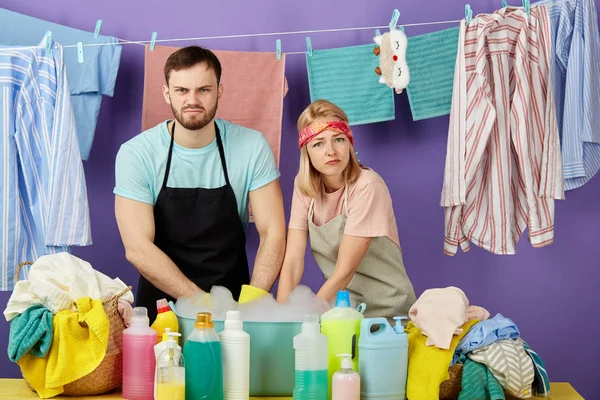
left=466, top=305, right=490, bottom=321
left=408, top=286, right=469, bottom=350
left=118, top=300, right=133, bottom=327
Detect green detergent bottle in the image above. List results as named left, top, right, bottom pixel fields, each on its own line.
left=320, top=290, right=365, bottom=399
left=182, top=312, right=224, bottom=400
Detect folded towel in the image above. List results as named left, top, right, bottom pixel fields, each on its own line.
left=405, top=26, right=460, bottom=121
left=406, top=319, right=479, bottom=400
left=17, top=297, right=109, bottom=398
left=142, top=45, right=288, bottom=166
left=522, top=341, right=550, bottom=397
left=459, top=357, right=505, bottom=400
left=8, top=305, right=53, bottom=362
left=306, top=43, right=395, bottom=125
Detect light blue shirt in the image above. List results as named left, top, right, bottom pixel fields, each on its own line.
left=0, top=7, right=122, bottom=160
left=114, top=119, right=280, bottom=231
left=538, top=0, right=600, bottom=190
left=0, top=37, right=92, bottom=291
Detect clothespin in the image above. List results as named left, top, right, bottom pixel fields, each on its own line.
left=44, top=31, right=52, bottom=54
left=94, top=20, right=103, bottom=38
left=398, top=25, right=405, bottom=33
left=522, top=0, right=530, bottom=17
left=465, top=4, right=473, bottom=25
left=276, top=39, right=281, bottom=60
left=150, top=31, right=157, bottom=51
left=502, top=0, right=508, bottom=8
left=77, top=42, right=84, bottom=63
left=389, top=9, right=400, bottom=31
left=306, top=37, right=313, bottom=57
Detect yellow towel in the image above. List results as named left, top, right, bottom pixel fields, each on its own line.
left=406, top=319, right=479, bottom=400
left=17, top=297, right=109, bottom=398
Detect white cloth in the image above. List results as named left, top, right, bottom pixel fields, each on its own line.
left=4, top=252, right=133, bottom=321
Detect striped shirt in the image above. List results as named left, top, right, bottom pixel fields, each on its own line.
left=0, top=36, right=92, bottom=290
left=441, top=6, right=564, bottom=256
left=537, top=0, right=600, bottom=191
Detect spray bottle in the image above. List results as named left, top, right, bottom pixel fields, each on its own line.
left=155, top=331, right=185, bottom=400
left=332, top=354, right=360, bottom=400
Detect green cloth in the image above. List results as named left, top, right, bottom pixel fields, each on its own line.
left=459, top=357, right=505, bottom=400
left=8, top=304, right=53, bottom=362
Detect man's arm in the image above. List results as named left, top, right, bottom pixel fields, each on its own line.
left=115, top=195, right=202, bottom=298
left=248, top=179, right=286, bottom=292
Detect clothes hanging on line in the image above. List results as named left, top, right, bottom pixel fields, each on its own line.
left=0, top=36, right=92, bottom=291
left=0, top=7, right=122, bottom=161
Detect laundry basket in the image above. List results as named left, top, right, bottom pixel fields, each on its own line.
left=14, top=261, right=130, bottom=397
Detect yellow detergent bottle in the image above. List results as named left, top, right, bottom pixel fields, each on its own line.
left=155, top=331, right=185, bottom=400
left=151, top=298, right=179, bottom=344
left=320, top=290, right=365, bottom=399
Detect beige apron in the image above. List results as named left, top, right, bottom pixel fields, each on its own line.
left=308, top=185, right=417, bottom=319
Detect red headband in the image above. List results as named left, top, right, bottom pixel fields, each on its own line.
left=298, top=121, right=353, bottom=149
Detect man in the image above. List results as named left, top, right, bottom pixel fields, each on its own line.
left=114, top=46, right=286, bottom=321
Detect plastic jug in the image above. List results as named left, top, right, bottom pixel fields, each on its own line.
left=332, top=354, right=360, bottom=400
left=320, top=290, right=365, bottom=398
left=292, top=314, right=328, bottom=400
left=155, top=331, right=185, bottom=400
left=183, top=312, right=224, bottom=400
left=358, top=316, right=408, bottom=400
left=218, top=310, right=250, bottom=400
left=122, top=307, right=157, bottom=400
left=151, top=298, right=179, bottom=344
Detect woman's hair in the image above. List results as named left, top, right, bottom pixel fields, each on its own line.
left=296, top=100, right=363, bottom=198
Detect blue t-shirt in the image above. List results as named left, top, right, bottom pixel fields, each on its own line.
left=114, top=119, right=280, bottom=230
left=0, top=7, right=122, bottom=160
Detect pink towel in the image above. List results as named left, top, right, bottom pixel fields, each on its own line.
left=118, top=300, right=133, bottom=327
left=142, top=45, right=288, bottom=166
left=408, top=286, right=469, bottom=350
left=466, top=305, right=490, bottom=321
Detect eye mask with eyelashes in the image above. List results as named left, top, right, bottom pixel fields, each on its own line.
left=373, top=29, right=410, bottom=94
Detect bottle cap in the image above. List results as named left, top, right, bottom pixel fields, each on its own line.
left=393, top=316, right=408, bottom=334
left=166, top=331, right=182, bottom=349
left=130, top=307, right=150, bottom=326
left=301, top=314, right=320, bottom=334
left=156, top=298, right=170, bottom=314
left=194, top=312, right=214, bottom=329
left=335, top=290, right=351, bottom=308
left=337, top=353, right=353, bottom=370
left=224, top=310, right=243, bottom=330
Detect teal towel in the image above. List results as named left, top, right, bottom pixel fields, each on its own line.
left=8, top=304, right=53, bottom=362
left=459, top=357, right=505, bottom=400
left=523, top=341, right=550, bottom=397
left=306, top=44, right=395, bottom=125
left=405, top=26, right=460, bottom=121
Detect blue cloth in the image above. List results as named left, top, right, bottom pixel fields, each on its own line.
left=0, top=37, right=92, bottom=291
left=306, top=44, right=395, bottom=125
left=535, top=0, right=600, bottom=190
left=0, top=7, right=122, bottom=160
left=114, top=119, right=280, bottom=231
left=405, top=27, right=460, bottom=121
left=8, top=305, right=53, bottom=362
left=453, top=314, right=520, bottom=365
left=523, top=340, right=551, bottom=397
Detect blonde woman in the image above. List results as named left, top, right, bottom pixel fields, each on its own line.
left=276, top=100, right=416, bottom=318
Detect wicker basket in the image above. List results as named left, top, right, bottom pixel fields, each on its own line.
left=440, top=363, right=464, bottom=400
left=15, top=261, right=130, bottom=397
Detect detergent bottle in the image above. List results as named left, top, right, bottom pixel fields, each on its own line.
left=123, top=307, right=157, bottom=400
left=155, top=331, right=185, bottom=400
left=292, top=314, right=328, bottom=400
left=358, top=316, right=408, bottom=400
left=154, top=328, right=182, bottom=360
left=151, top=298, right=179, bottom=344
left=218, top=310, right=250, bottom=400
left=183, top=312, right=223, bottom=400
left=332, top=354, right=360, bottom=400
left=320, top=290, right=365, bottom=398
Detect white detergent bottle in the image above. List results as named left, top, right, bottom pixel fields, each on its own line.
left=332, top=354, right=360, bottom=400
left=218, top=310, right=250, bottom=400
left=293, top=314, right=328, bottom=400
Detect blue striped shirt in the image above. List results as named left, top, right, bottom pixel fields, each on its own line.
left=537, top=0, right=600, bottom=190
left=0, top=36, right=91, bottom=290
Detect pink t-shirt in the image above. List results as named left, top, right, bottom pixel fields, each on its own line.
left=289, top=168, right=401, bottom=249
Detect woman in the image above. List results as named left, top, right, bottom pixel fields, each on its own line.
left=277, top=100, right=417, bottom=318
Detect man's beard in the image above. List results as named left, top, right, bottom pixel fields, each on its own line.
left=172, top=100, right=218, bottom=131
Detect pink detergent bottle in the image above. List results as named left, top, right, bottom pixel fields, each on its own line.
left=332, top=354, right=360, bottom=400
left=123, top=307, right=157, bottom=400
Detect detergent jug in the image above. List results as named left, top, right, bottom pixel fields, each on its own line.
left=293, top=314, right=328, bottom=400
left=320, top=290, right=365, bottom=398
left=151, top=298, right=179, bottom=344
left=358, top=316, right=408, bottom=400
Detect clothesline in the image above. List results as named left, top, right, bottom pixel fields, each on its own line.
left=2, top=18, right=462, bottom=52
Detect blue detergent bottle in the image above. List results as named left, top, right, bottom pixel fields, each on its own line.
left=358, top=316, right=409, bottom=400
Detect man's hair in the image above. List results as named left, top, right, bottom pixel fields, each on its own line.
left=164, top=46, right=222, bottom=85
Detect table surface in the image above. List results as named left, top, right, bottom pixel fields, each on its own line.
left=0, top=379, right=584, bottom=399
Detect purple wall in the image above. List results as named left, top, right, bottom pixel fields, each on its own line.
left=1, top=0, right=599, bottom=397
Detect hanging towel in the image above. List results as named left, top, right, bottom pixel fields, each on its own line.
left=405, top=26, right=460, bottom=121
left=0, top=7, right=122, bottom=160
left=306, top=44, right=395, bottom=125
left=458, top=357, right=505, bottom=400
left=522, top=341, right=550, bottom=397
left=8, top=305, right=53, bottom=362
left=142, top=45, right=287, bottom=166
left=406, top=319, right=479, bottom=400
left=17, top=297, right=109, bottom=398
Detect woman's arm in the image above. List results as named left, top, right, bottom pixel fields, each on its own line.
left=316, top=234, right=372, bottom=303
left=276, top=228, right=309, bottom=302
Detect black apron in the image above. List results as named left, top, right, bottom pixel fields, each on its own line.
left=136, top=121, right=250, bottom=322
